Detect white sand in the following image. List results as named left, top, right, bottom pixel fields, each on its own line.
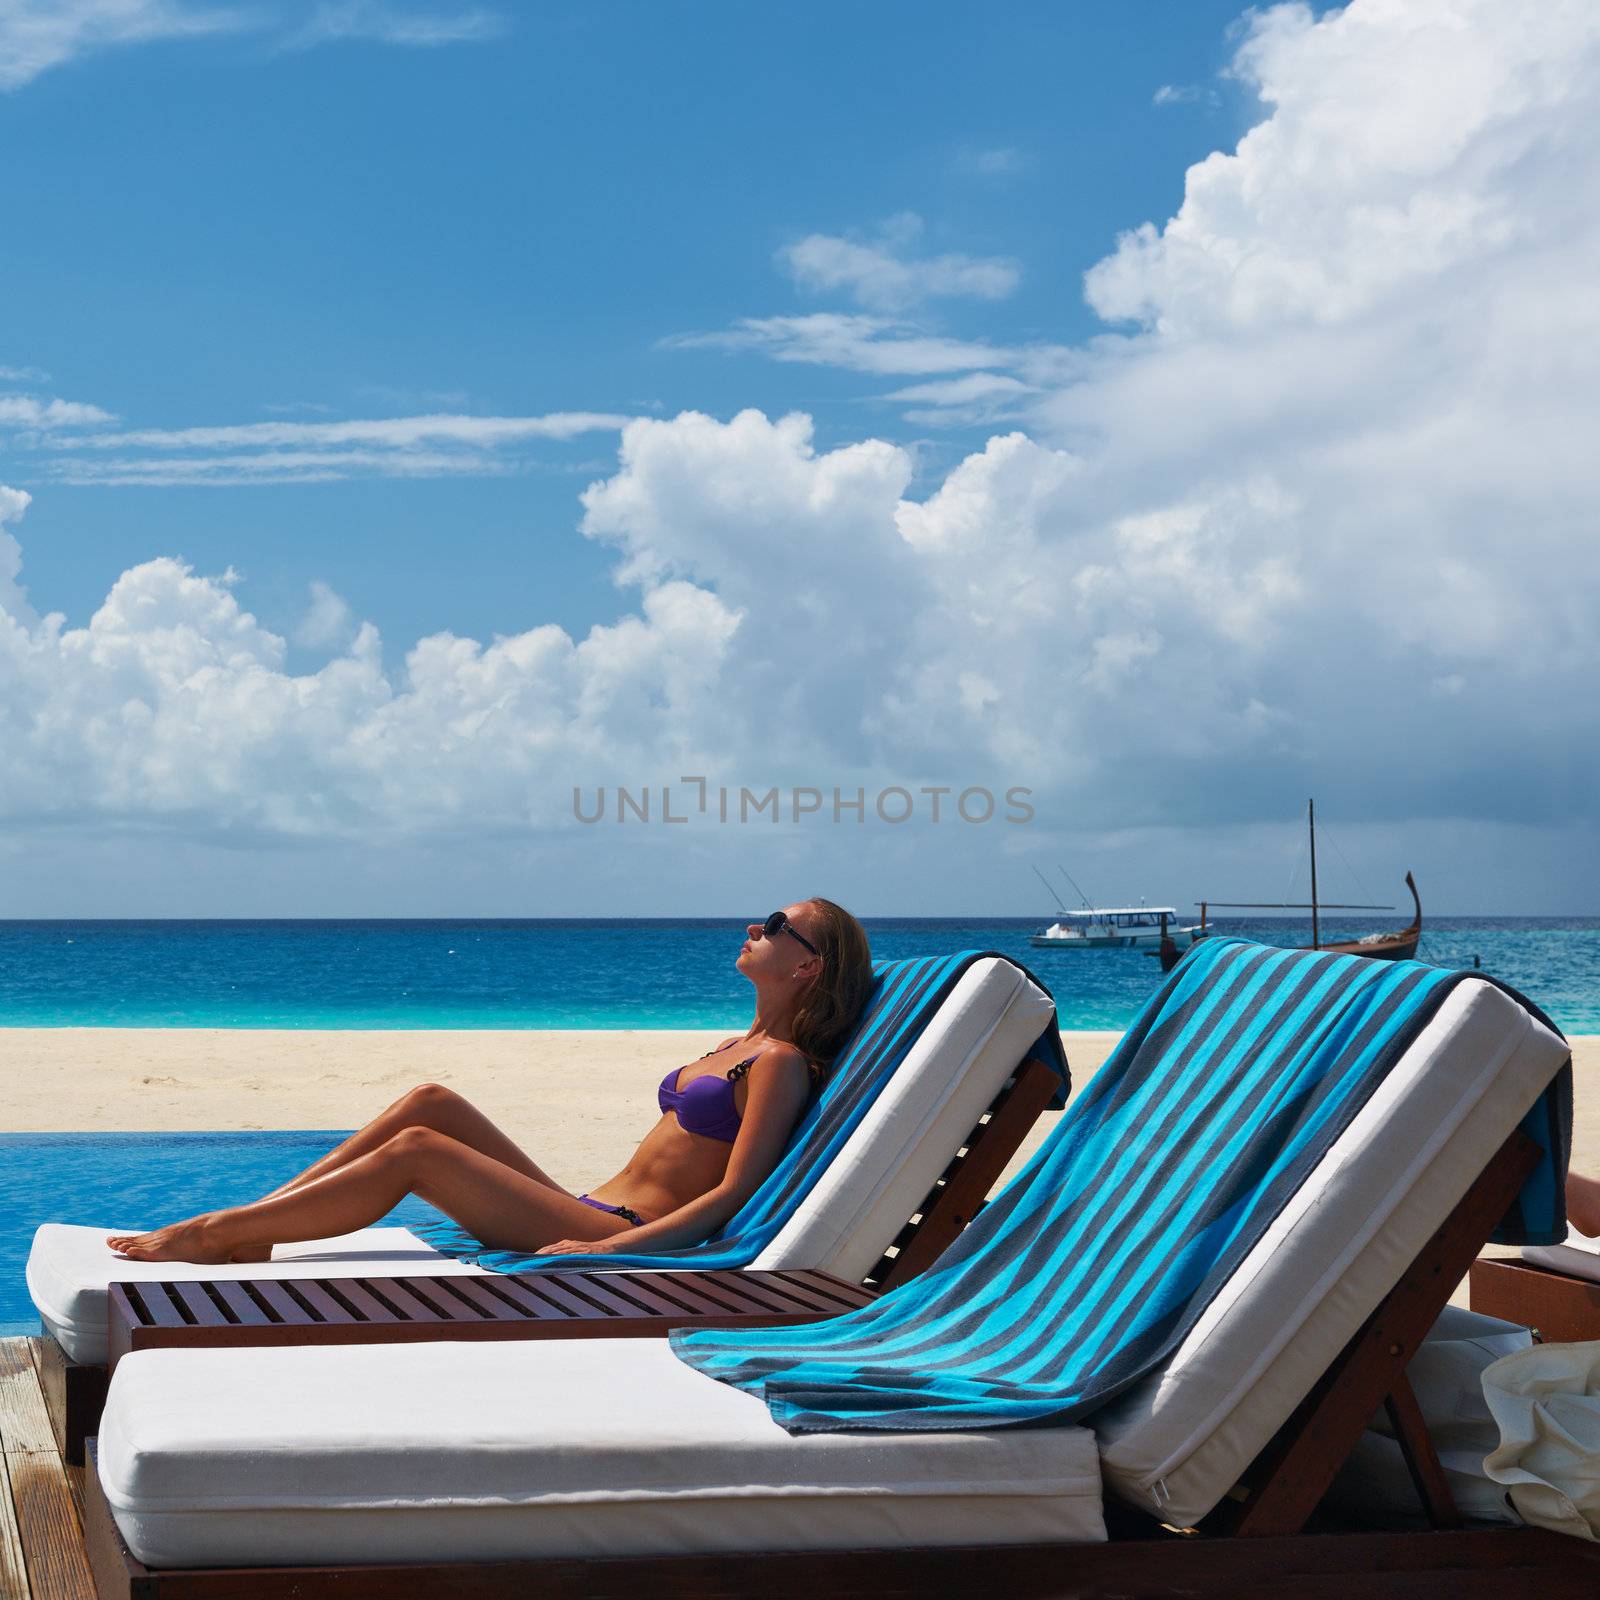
left=4, top=1027, right=1594, bottom=1306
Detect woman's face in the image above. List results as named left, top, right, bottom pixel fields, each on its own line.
left=736, top=902, right=823, bottom=984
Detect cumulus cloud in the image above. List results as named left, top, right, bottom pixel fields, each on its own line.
left=0, top=482, right=33, bottom=622
left=779, top=213, right=1021, bottom=312
left=294, top=580, right=354, bottom=650
left=0, top=485, right=740, bottom=837
left=3, top=0, right=1598, bottom=857
left=1088, top=0, right=1600, bottom=338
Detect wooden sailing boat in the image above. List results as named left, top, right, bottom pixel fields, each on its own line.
left=1197, top=800, right=1423, bottom=963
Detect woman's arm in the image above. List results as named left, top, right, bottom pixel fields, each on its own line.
left=535, top=1044, right=814, bottom=1255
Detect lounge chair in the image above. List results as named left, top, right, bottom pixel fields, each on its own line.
left=29, top=951, right=1066, bottom=1462
left=83, top=942, right=1600, bottom=1596
left=1469, top=1229, right=1600, bottom=1341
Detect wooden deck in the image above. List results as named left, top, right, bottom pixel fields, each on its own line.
left=0, top=1338, right=93, bottom=1600
left=8, top=1329, right=1600, bottom=1599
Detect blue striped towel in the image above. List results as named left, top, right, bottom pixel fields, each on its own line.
left=414, top=950, right=1068, bottom=1274
left=671, top=937, right=1571, bottom=1434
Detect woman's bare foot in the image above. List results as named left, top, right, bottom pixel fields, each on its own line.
left=1567, top=1171, right=1600, bottom=1239
left=106, top=1214, right=235, bottom=1264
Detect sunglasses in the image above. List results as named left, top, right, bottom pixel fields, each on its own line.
left=756, top=911, right=820, bottom=957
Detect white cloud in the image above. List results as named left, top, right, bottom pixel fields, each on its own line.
left=0, top=482, right=33, bottom=622
left=0, top=392, right=117, bottom=428
left=665, top=315, right=1076, bottom=427
left=664, top=314, right=1021, bottom=378
left=779, top=213, right=1021, bottom=312
left=35, top=409, right=630, bottom=484
left=0, top=363, right=48, bottom=382
left=64, top=411, right=625, bottom=451
left=294, top=580, right=354, bottom=649
left=1089, top=0, right=1600, bottom=338
left=882, top=374, right=1035, bottom=406
left=0, top=0, right=504, bottom=89
left=1152, top=83, right=1219, bottom=108
left=954, top=146, right=1027, bottom=178
left=0, top=0, right=250, bottom=90
left=0, top=485, right=741, bottom=836
left=281, top=2, right=505, bottom=50
left=881, top=371, right=1037, bottom=429
left=603, top=0, right=1600, bottom=831
left=3, top=0, right=1598, bottom=859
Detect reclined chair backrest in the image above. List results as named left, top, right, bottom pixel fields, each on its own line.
left=671, top=938, right=1570, bottom=1502
left=421, top=951, right=1067, bottom=1280
left=1093, top=973, right=1568, bottom=1525
left=752, top=954, right=1057, bottom=1281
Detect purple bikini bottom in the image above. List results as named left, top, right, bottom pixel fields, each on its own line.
left=577, top=1194, right=645, bottom=1227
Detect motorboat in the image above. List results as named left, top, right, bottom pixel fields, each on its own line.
left=1030, top=906, right=1204, bottom=951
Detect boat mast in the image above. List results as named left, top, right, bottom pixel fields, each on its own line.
left=1308, top=797, right=1320, bottom=952
left=1032, top=865, right=1069, bottom=914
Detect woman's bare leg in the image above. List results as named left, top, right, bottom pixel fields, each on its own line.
left=107, top=1129, right=632, bottom=1264
left=261, top=1083, right=566, bottom=1201
left=1568, top=1169, right=1600, bottom=1236
left=203, top=1083, right=567, bottom=1264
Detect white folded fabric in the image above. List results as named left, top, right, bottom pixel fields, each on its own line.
left=1520, top=1230, right=1600, bottom=1283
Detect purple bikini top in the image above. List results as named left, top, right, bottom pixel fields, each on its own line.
left=658, top=1049, right=757, bottom=1144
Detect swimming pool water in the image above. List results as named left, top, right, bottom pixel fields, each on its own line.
left=0, top=1130, right=442, bottom=1337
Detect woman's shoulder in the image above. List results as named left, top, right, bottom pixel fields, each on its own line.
left=739, top=1040, right=819, bottom=1082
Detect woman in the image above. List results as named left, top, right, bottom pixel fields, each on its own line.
left=108, top=899, right=874, bottom=1264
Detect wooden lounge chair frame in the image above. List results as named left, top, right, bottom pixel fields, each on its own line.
left=1469, top=1254, right=1600, bottom=1343
left=43, top=1052, right=1062, bottom=1465
left=82, top=1128, right=1600, bottom=1597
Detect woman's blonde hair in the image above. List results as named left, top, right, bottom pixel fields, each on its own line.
left=788, top=896, right=875, bottom=1073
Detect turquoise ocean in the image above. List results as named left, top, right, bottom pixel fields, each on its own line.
left=1, top=917, right=1597, bottom=1033
left=3, top=917, right=1596, bottom=1336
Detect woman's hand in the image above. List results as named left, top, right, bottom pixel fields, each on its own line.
left=534, top=1236, right=622, bottom=1256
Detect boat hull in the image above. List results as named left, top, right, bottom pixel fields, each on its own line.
left=1305, top=931, right=1420, bottom=961
left=1030, top=927, right=1202, bottom=951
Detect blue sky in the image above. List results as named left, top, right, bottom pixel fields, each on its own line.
left=2, top=1, right=1597, bottom=918
left=2, top=1, right=1250, bottom=650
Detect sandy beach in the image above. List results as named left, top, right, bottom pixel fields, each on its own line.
left=6, top=1027, right=1597, bottom=1302
left=1, top=1027, right=1137, bottom=1184
left=6, top=1023, right=1597, bottom=1172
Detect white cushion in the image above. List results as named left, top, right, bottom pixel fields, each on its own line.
left=27, top=1225, right=477, bottom=1364
left=754, top=956, right=1057, bottom=1281
left=97, top=1339, right=1106, bottom=1567
left=30, top=957, right=1058, bottom=1363
left=1093, top=979, right=1569, bottom=1527
left=1520, top=1230, right=1600, bottom=1281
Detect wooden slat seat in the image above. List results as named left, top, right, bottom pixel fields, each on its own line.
left=109, top=1269, right=876, bottom=1368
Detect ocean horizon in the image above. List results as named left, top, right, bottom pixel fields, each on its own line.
left=1, top=916, right=1597, bottom=1033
